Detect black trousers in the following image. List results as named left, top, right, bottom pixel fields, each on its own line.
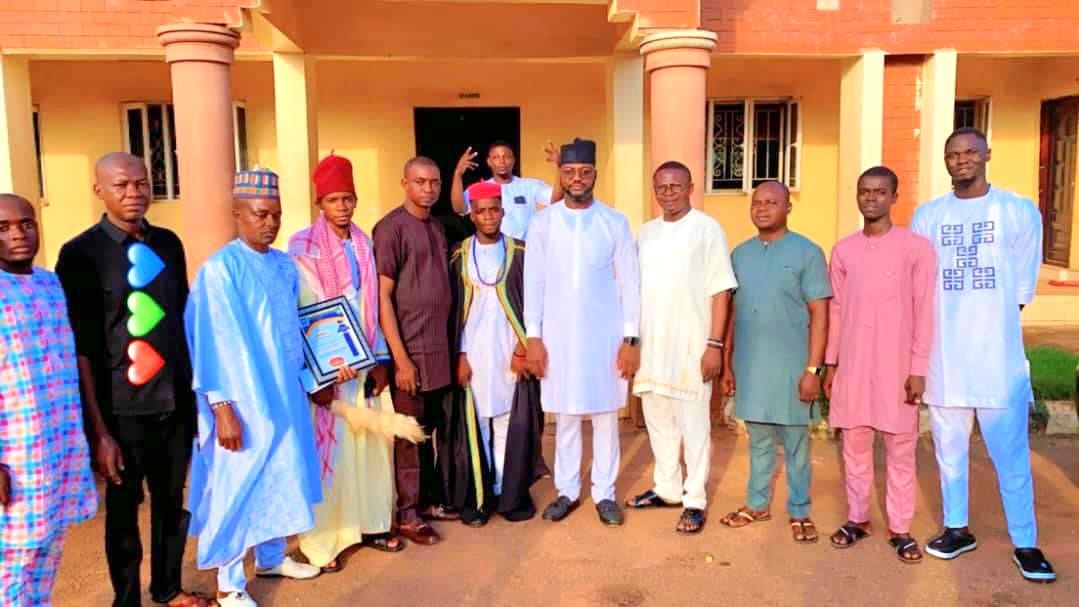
left=390, top=386, right=453, bottom=525
left=105, top=411, right=193, bottom=606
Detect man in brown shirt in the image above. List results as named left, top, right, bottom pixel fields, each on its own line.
left=374, top=156, right=457, bottom=546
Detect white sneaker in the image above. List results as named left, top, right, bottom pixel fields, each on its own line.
left=254, top=556, right=321, bottom=580
left=217, top=592, right=258, bottom=607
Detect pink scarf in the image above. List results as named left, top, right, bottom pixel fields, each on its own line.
left=291, top=213, right=379, bottom=481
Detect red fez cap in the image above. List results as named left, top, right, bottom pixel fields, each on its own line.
left=313, top=154, right=355, bottom=200
left=466, top=180, right=502, bottom=202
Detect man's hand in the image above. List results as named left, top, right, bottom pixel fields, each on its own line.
left=822, top=366, right=836, bottom=400
left=798, top=371, right=822, bottom=404
left=719, top=370, right=736, bottom=397
left=544, top=141, right=559, bottom=164
left=370, top=364, right=390, bottom=396
left=905, top=375, right=926, bottom=406
left=617, top=343, right=640, bottom=380
left=93, top=433, right=125, bottom=485
left=312, top=385, right=334, bottom=408
left=700, top=347, right=724, bottom=383
left=0, top=465, right=11, bottom=508
left=394, top=357, right=420, bottom=395
left=455, top=147, right=478, bottom=176
left=335, top=365, right=358, bottom=384
left=457, top=354, right=472, bottom=387
left=214, top=404, right=244, bottom=452
left=527, top=338, right=548, bottom=379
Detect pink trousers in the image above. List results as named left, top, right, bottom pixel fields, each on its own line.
left=841, top=426, right=918, bottom=533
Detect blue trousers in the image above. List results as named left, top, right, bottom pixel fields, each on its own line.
left=745, top=422, right=812, bottom=518
left=216, top=537, right=286, bottom=593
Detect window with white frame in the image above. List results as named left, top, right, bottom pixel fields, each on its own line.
left=122, top=102, right=249, bottom=201
left=707, top=98, right=801, bottom=193
left=954, top=98, right=991, bottom=136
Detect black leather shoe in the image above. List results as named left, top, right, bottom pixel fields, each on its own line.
left=542, top=496, right=580, bottom=522
left=596, top=499, right=624, bottom=526
left=1013, top=548, right=1056, bottom=583
left=925, top=528, right=977, bottom=560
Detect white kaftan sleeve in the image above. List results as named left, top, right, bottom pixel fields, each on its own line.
left=523, top=211, right=548, bottom=338
left=1012, top=198, right=1043, bottom=306
left=704, top=220, right=738, bottom=296
left=613, top=213, right=641, bottom=338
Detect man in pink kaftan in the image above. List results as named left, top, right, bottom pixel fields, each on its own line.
left=823, top=167, right=936, bottom=563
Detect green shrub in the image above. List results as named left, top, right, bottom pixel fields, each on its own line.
left=1026, top=346, right=1079, bottom=401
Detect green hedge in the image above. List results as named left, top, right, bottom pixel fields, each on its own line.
left=816, top=346, right=1077, bottom=419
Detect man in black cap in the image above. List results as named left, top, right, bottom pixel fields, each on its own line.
left=522, top=138, right=641, bottom=526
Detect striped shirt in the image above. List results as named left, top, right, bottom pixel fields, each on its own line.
left=373, top=206, right=453, bottom=391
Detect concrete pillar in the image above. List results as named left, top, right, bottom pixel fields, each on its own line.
left=919, top=49, right=958, bottom=205
left=272, top=52, right=319, bottom=248
left=609, top=53, right=646, bottom=231
left=0, top=55, right=43, bottom=265
left=837, top=50, right=885, bottom=237
left=640, top=29, right=717, bottom=211
left=157, top=23, right=240, bottom=280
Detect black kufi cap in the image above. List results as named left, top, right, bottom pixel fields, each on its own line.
left=559, top=137, right=596, bottom=165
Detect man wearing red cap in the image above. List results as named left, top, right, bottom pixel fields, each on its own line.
left=288, top=154, right=405, bottom=571
left=447, top=181, right=548, bottom=525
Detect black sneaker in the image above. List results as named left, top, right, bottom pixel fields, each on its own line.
left=1013, top=548, right=1057, bottom=583
left=925, top=528, right=978, bottom=560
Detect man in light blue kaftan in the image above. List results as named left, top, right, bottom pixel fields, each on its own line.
left=183, top=169, right=322, bottom=607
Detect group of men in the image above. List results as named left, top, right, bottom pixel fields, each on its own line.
left=0, top=126, right=1058, bottom=606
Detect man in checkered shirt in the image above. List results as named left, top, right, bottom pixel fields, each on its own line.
left=0, top=194, right=97, bottom=606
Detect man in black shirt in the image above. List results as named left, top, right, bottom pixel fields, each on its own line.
left=55, top=152, right=207, bottom=607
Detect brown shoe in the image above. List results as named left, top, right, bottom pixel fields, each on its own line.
left=398, top=522, right=441, bottom=545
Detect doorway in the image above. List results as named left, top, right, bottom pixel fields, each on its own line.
left=414, top=106, right=522, bottom=243
left=1039, top=97, right=1077, bottom=267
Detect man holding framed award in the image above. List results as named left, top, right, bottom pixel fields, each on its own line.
left=374, top=156, right=457, bottom=546
left=289, top=154, right=406, bottom=572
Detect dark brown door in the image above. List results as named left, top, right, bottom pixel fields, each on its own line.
left=1039, top=97, right=1078, bottom=266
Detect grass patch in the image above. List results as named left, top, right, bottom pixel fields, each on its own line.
left=1026, top=346, right=1079, bottom=401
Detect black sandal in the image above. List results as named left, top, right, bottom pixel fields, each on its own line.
left=830, top=522, right=871, bottom=548
left=676, top=508, right=705, bottom=534
left=625, top=490, right=681, bottom=509
left=889, top=535, right=924, bottom=564
left=320, top=559, right=343, bottom=574
left=364, top=534, right=406, bottom=553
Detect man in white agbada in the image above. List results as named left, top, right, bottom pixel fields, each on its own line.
left=629, top=161, right=737, bottom=534
left=524, top=137, right=641, bottom=526
left=450, top=140, right=561, bottom=240
left=911, top=127, right=1056, bottom=583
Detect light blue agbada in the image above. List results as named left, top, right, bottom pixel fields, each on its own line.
left=184, top=239, right=322, bottom=569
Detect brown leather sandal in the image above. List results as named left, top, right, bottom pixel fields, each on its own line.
left=790, top=518, right=819, bottom=543
left=719, top=506, right=771, bottom=528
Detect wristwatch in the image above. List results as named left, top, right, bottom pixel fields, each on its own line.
left=623, top=337, right=640, bottom=346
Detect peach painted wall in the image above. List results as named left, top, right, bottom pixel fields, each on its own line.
left=29, top=58, right=609, bottom=264
left=311, top=60, right=612, bottom=233
left=699, top=57, right=842, bottom=253
left=29, top=59, right=274, bottom=267
left=956, top=55, right=1079, bottom=268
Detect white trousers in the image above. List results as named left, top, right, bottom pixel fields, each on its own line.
left=554, top=412, right=621, bottom=503
left=217, top=537, right=286, bottom=593
left=479, top=412, right=511, bottom=495
left=641, top=392, right=712, bottom=510
left=928, top=404, right=1038, bottom=548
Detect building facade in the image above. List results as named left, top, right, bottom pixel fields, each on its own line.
left=1, top=0, right=1077, bottom=322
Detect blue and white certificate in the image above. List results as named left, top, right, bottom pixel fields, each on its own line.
left=297, top=296, right=375, bottom=391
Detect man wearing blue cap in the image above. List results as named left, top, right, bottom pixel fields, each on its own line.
left=184, top=169, right=322, bottom=607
